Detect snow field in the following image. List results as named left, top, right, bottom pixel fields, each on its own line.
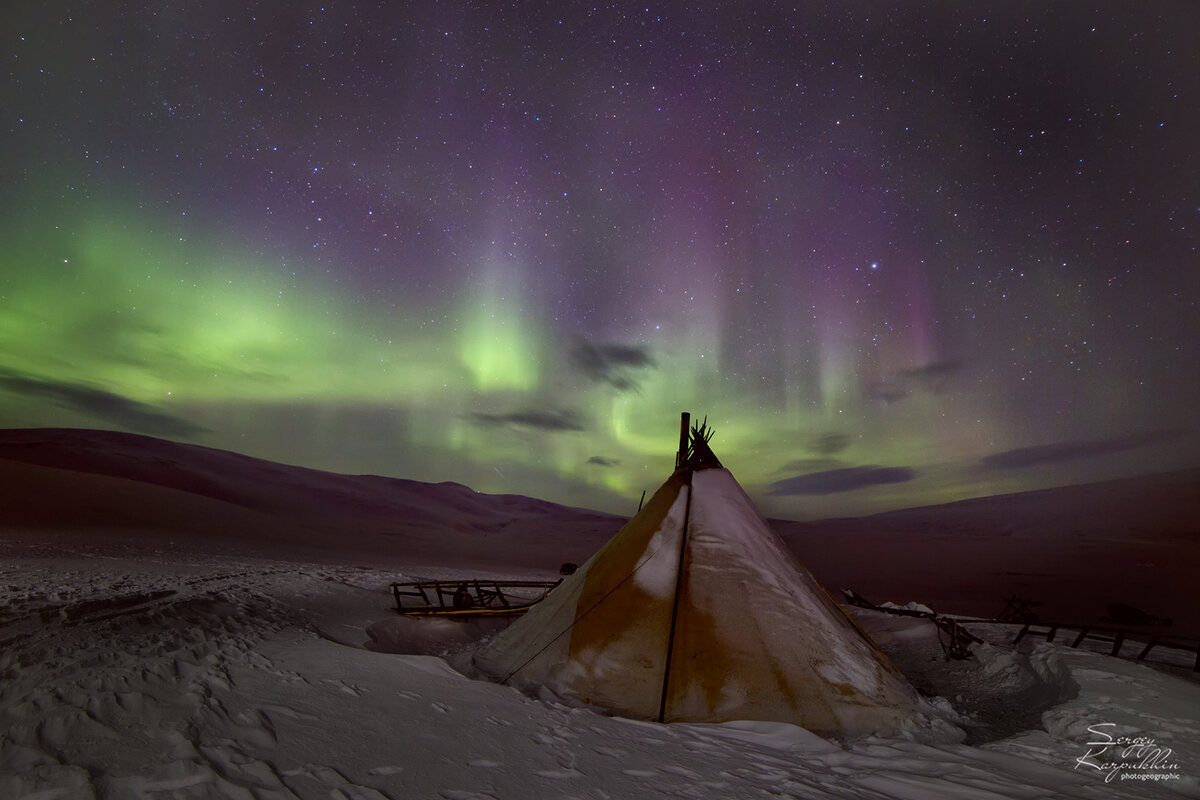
left=4, top=550, right=1197, bottom=799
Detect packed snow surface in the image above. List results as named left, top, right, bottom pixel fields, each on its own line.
left=3, top=543, right=1198, bottom=799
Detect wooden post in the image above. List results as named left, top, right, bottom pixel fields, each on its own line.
left=661, top=410, right=695, bottom=722
left=676, top=412, right=691, bottom=468
left=659, top=468, right=694, bottom=723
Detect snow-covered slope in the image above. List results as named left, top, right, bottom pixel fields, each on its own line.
left=776, top=469, right=1200, bottom=637
left=0, top=428, right=621, bottom=571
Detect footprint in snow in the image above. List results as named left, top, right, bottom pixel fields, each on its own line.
left=366, top=766, right=404, bottom=776
left=232, top=709, right=277, bottom=748
left=257, top=703, right=319, bottom=723
left=285, top=764, right=354, bottom=787
left=534, top=768, right=584, bottom=779
left=329, top=786, right=391, bottom=800
left=322, top=678, right=364, bottom=696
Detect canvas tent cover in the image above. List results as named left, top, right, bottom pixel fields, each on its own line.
left=475, top=457, right=919, bottom=737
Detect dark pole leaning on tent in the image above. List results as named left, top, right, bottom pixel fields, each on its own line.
left=675, top=411, right=691, bottom=469
left=660, top=412, right=695, bottom=722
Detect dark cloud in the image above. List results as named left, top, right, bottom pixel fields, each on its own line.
left=570, top=341, right=655, bottom=391
left=810, top=432, right=851, bottom=455
left=864, top=380, right=910, bottom=405
left=902, top=360, right=963, bottom=391
left=767, top=465, right=917, bottom=496
left=587, top=456, right=618, bottom=467
left=0, top=368, right=207, bottom=438
left=778, top=457, right=844, bottom=473
left=866, top=360, right=964, bottom=404
left=470, top=408, right=585, bottom=432
left=981, top=430, right=1183, bottom=470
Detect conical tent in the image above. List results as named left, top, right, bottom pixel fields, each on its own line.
left=475, top=417, right=918, bottom=737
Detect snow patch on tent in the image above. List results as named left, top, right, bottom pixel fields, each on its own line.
left=630, top=485, right=688, bottom=599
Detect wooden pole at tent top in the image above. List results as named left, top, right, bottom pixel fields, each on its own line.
left=676, top=411, right=691, bottom=469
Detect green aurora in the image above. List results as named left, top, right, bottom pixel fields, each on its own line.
left=5, top=204, right=1185, bottom=519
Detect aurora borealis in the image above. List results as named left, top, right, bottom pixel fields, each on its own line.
left=2, top=4, right=1197, bottom=519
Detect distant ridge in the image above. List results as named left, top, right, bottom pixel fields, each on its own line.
left=775, top=467, right=1200, bottom=635
left=786, top=466, right=1200, bottom=533
left=0, top=427, right=621, bottom=571
left=0, top=427, right=590, bottom=517
left=2, top=428, right=1196, bottom=633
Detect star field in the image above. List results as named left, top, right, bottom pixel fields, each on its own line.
left=2, top=3, right=1197, bottom=518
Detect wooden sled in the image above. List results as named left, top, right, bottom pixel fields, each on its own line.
left=390, top=579, right=560, bottom=618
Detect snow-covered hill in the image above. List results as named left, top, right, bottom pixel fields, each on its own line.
left=776, top=468, right=1200, bottom=637
left=0, top=428, right=621, bottom=572
left=1, top=428, right=1198, bottom=798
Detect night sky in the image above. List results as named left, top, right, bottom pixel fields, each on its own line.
left=2, top=3, right=1197, bottom=519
